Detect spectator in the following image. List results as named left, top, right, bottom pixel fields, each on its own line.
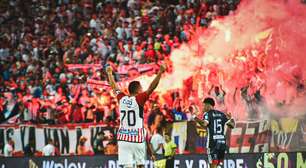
left=184, top=103, right=199, bottom=121
left=161, top=104, right=174, bottom=123
left=0, top=0, right=241, bottom=125
left=148, top=109, right=164, bottom=133
left=208, top=85, right=226, bottom=110
left=54, top=140, right=61, bottom=156
left=77, top=136, right=93, bottom=155
left=93, top=132, right=105, bottom=155
left=24, top=140, right=35, bottom=156
left=172, top=99, right=187, bottom=121
left=0, top=141, right=3, bottom=155
left=105, top=138, right=118, bottom=155
left=85, top=104, right=95, bottom=123
left=4, top=138, right=15, bottom=157
left=240, top=85, right=259, bottom=120
left=42, top=138, right=55, bottom=156
left=150, top=127, right=165, bottom=157
left=164, top=134, right=177, bottom=168
left=1, top=92, right=19, bottom=123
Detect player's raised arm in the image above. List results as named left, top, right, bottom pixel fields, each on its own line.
left=145, top=64, right=166, bottom=95
left=105, top=66, right=121, bottom=93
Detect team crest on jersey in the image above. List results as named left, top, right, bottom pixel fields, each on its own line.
left=122, top=99, right=134, bottom=108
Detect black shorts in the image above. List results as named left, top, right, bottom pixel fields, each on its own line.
left=207, top=148, right=225, bottom=164
left=166, top=156, right=174, bottom=168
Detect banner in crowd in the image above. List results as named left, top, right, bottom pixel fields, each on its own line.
left=183, top=120, right=270, bottom=153
left=65, top=63, right=158, bottom=75
left=1, top=118, right=306, bottom=156
left=0, top=152, right=305, bottom=168
left=183, top=118, right=306, bottom=153
left=171, top=122, right=187, bottom=154
left=226, top=120, right=270, bottom=153
left=270, top=117, right=305, bottom=152
left=65, top=64, right=101, bottom=70
left=0, top=124, right=116, bottom=156
left=117, top=63, right=158, bottom=75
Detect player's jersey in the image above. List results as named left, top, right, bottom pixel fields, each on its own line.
left=203, top=110, right=229, bottom=149
left=116, top=92, right=149, bottom=143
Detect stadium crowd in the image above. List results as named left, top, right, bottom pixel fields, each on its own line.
left=1, top=0, right=306, bottom=158
left=0, top=0, right=240, bottom=125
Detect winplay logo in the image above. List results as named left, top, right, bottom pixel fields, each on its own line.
left=42, top=159, right=86, bottom=168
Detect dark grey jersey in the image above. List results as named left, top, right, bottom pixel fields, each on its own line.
left=203, top=110, right=229, bottom=148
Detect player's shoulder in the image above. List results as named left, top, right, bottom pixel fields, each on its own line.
left=213, top=109, right=224, bottom=114
left=209, top=109, right=222, bottom=113
left=117, top=92, right=128, bottom=101
left=135, top=92, right=149, bottom=101
left=211, top=110, right=226, bottom=117
left=206, top=109, right=221, bottom=115
left=136, top=92, right=149, bottom=97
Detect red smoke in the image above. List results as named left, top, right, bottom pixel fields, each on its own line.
left=139, top=0, right=306, bottom=119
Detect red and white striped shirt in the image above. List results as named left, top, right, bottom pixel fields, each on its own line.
left=116, top=92, right=148, bottom=143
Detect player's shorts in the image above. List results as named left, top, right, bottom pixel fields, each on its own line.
left=118, top=141, right=146, bottom=167
left=207, top=147, right=226, bottom=165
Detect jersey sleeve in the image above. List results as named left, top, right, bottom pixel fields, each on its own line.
left=136, top=92, right=149, bottom=106
left=203, top=112, right=209, bottom=124
left=116, top=92, right=125, bottom=101
left=222, top=113, right=229, bottom=124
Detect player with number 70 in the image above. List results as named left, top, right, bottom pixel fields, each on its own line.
left=105, top=64, right=166, bottom=168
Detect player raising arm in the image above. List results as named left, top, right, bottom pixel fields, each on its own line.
left=105, top=64, right=166, bottom=168
left=192, top=97, right=235, bottom=168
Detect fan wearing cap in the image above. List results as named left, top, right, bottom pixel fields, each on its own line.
left=192, top=97, right=235, bottom=168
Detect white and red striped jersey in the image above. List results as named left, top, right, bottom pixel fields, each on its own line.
left=116, top=92, right=149, bottom=143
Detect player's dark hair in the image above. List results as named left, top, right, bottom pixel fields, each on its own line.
left=128, top=81, right=141, bottom=94
left=203, top=97, right=215, bottom=107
